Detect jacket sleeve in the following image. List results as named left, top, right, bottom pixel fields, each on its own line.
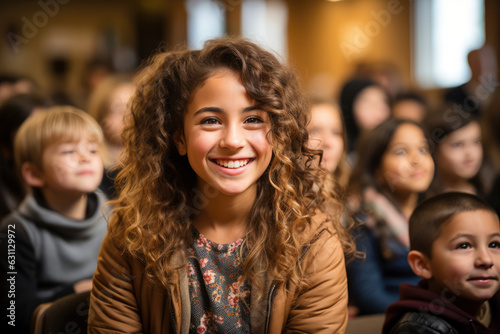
left=88, top=233, right=143, bottom=333
left=284, top=230, right=349, bottom=333
left=387, top=312, right=460, bottom=334
left=347, top=226, right=398, bottom=314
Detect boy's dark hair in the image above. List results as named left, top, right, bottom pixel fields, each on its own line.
left=409, top=192, right=497, bottom=257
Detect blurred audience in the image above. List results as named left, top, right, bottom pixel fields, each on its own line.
left=0, top=93, right=53, bottom=220
left=482, top=88, right=500, bottom=216
left=424, top=105, right=485, bottom=198
left=346, top=119, right=434, bottom=315
left=444, top=45, right=497, bottom=117
left=339, top=78, right=391, bottom=165
left=307, top=99, right=350, bottom=189
left=87, top=74, right=134, bottom=198
left=352, top=61, right=406, bottom=99
left=0, top=74, right=37, bottom=105
left=392, top=91, right=429, bottom=123
left=79, top=57, right=115, bottom=109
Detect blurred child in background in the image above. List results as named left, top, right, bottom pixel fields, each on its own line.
left=87, top=74, right=134, bottom=198
left=424, top=106, right=485, bottom=198
left=347, top=119, right=435, bottom=315
left=307, top=99, right=350, bottom=189
left=338, top=78, right=391, bottom=165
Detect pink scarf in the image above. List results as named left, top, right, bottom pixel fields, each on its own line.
left=362, top=187, right=410, bottom=249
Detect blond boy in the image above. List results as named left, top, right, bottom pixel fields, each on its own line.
left=0, top=106, right=107, bottom=333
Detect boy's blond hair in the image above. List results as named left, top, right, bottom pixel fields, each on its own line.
left=14, top=106, right=104, bottom=172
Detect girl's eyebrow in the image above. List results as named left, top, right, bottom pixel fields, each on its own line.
left=193, top=105, right=261, bottom=116
left=388, top=140, right=428, bottom=148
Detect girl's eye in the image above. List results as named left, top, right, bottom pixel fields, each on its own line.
left=456, top=242, right=471, bottom=249
left=451, top=142, right=463, bottom=148
left=245, top=116, right=263, bottom=124
left=201, top=117, right=220, bottom=125
left=474, top=139, right=482, bottom=145
left=489, top=241, right=500, bottom=248
left=394, top=149, right=406, bottom=156
left=419, top=146, right=429, bottom=154
left=63, top=150, right=75, bottom=155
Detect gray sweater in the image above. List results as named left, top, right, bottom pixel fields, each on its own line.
left=0, top=190, right=108, bottom=333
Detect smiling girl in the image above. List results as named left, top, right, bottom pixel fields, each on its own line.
left=88, top=38, right=356, bottom=333
left=346, top=119, right=435, bottom=315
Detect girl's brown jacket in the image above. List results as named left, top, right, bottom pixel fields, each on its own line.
left=88, top=217, right=348, bottom=333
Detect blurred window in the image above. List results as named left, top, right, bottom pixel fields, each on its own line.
left=414, top=0, right=485, bottom=88
left=186, top=0, right=225, bottom=50
left=241, top=0, right=288, bottom=59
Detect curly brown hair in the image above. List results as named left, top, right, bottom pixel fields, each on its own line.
left=107, top=37, right=356, bottom=296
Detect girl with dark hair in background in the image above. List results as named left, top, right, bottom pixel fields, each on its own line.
left=346, top=119, right=435, bottom=315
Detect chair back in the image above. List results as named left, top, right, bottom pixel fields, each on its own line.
left=31, top=291, right=91, bottom=334
left=346, top=313, right=386, bottom=334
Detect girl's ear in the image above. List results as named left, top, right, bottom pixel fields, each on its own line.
left=173, top=131, right=187, bottom=156
left=22, top=162, right=45, bottom=188
left=408, top=250, right=433, bottom=279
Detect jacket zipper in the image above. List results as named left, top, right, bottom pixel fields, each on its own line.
left=264, top=227, right=328, bottom=333
left=264, top=283, right=277, bottom=334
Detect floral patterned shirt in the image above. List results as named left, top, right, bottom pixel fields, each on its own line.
left=187, top=228, right=251, bottom=334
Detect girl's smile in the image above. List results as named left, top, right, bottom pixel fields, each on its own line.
left=175, top=70, right=273, bottom=197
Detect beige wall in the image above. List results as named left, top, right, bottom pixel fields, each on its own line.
left=0, top=0, right=136, bottom=105
left=288, top=0, right=412, bottom=98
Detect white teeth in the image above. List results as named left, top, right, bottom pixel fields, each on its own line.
left=215, top=159, right=249, bottom=169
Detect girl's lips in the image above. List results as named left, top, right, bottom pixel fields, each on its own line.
left=77, top=170, right=94, bottom=175
left=212, top=158, right=254, bottom=169
left=210, top=159, right=254, bottom=175
left=411, top=170, right=427, bottom=178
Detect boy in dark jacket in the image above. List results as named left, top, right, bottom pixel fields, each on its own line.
left=383, top=192, right=500, bottom=334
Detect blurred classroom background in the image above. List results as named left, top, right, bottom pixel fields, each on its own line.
left=1, top=0, right=499, bottom=110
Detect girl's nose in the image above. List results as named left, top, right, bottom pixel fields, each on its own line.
left=410, top=151, right=422, bottom=165
left=220, top=125, right=245, bottom=150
